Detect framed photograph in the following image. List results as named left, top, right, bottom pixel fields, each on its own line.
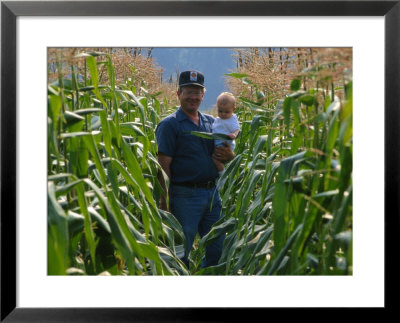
left=1, top=0, right=398, bottom=321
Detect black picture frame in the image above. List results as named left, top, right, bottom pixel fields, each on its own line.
left=1, top=0, right=398, bottom=321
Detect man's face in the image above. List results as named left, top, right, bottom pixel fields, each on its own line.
left=177, top=86, right=204, bottom=113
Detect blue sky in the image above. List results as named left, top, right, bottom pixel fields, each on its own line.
left=151, top=48, right=237, bottom=111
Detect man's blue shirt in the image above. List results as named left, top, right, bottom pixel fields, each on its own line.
left=155, top=107, right=218, bottom=183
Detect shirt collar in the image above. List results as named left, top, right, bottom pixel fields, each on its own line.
left=176, top=107, right=208, bottom=124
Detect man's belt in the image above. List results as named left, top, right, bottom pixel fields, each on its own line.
left=172, top=180, right=216, bottom=189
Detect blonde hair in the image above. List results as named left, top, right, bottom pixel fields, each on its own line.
left=217, top=92, right=236, bottom=108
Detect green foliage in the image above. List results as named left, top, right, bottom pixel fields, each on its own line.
left=48, top=52, right=186, bottom=275
left=189, top=131, right=232, bottom=140
left=290, top=78, right=302, bottom=91
left=194, top=74, right=353, bottom=276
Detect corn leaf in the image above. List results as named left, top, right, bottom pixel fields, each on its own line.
left=189, top=131, right=231, bottom=140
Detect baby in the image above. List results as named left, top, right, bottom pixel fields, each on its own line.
left=212, top=92, right=240, bottom=177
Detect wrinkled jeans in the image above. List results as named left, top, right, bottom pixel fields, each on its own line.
left=169, top=184, right=224, bottom=268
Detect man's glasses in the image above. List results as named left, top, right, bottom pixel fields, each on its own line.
left=182, top=91, right=203, bottom=97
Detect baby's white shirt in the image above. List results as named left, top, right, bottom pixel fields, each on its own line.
left=212, top=114, right=240, bottom=135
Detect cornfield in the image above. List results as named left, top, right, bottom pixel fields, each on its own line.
left=48, top=48, right=352, bottom=275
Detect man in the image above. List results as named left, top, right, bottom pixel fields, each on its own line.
left=155, top=70, right=234, bottom=269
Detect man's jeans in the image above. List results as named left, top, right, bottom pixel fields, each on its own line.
left=169, top=184, right=224, bottom=268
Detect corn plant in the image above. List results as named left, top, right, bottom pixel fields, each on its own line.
left=48, top=52, right=187, bottom=275
left=193, top=72, right=352, bottom=275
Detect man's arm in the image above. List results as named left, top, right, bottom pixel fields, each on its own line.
left=157, top=153, right=172, bottom=211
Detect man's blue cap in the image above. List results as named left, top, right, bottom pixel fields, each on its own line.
left=179, top=70, right=205, bottom=88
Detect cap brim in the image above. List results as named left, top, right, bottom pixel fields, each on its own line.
left=179, top=82, right=205, bottom=88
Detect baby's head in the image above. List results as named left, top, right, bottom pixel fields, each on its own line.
left=216, top=92, right=236, bottom=120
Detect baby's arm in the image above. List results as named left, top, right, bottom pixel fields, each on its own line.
left=227, top=115, right=240, bottom=139
left=228, top=129, right=240, bottom=139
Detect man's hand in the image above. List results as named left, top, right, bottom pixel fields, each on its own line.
left=213, top=142, right=235, bottom=164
